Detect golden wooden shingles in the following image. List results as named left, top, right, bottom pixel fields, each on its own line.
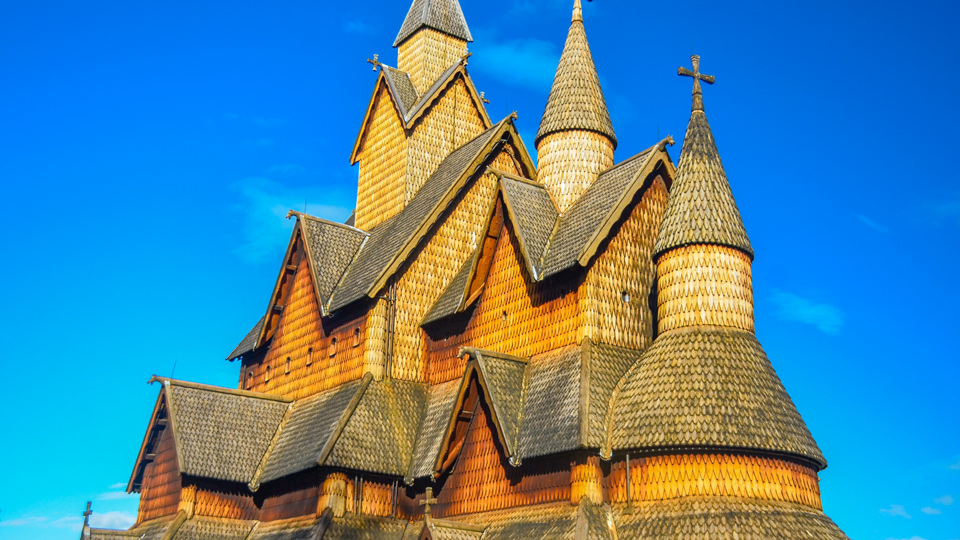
left=657, top=244, right=754, bottom=333
left=399, top=29, right=467, bottom=95
left=356, top=86, right=408, bottom=231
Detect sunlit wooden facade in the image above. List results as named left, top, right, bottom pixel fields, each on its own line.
left=84, top=1, right=849, bottom=539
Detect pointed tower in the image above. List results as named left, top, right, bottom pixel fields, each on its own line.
left=394, top=0, right=473, bottom=94
left=607, top=55, right=827, bottom=477
left=536, top=0, right=617, bottom=213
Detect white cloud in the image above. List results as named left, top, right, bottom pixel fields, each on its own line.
left=232, top=177, right=352, bottom=264
left=109, top=482, right=127, bottom=489
left=921, top=506, right=941, bottom=515
left=854, top=213, right=889, bottom=233
left=0, top=516, right=47, bottom=527
left=770, top=290, right=844, bottom=335
left=880, top=504, right=912, bottom=518
left=89, top=511, right=136, bottom=530
left=98, top=490, right=136, bottom=501
left=935, top=495, right=954, bottom=505
left=950, top=461, right=960, bottom=470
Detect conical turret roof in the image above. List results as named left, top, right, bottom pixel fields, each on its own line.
left=536, top=0, right=616, bottom=147
left=654, top=56, right=753, bottom=259
left=394, top=0, right=473, bottom=47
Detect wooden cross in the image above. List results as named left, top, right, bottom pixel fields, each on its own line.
left=419, top=487, right=438, bottom=516
left=82, top=501, right=92, bottom=527
left=366, top=54, right=380, bottom=71
left=677, top=54, right=715, bottom=111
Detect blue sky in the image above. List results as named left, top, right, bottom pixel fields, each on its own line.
left=1, top=1, right=958, bottom=539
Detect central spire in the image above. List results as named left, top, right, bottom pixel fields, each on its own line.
left=394, top=0, right=472, bottom=94
left=535, top=0, right=616, bottom=213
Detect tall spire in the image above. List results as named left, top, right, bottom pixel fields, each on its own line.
left=654, top=55, right=753, bottom=259
left=536, top=0, right=616, bottom=147
left=393, top=0, right=473, bottom=47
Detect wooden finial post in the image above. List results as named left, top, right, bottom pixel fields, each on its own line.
left=461, top=51, right=473, bottom=66
left=366, top=54, right=381, bottom=71
left=678, top=54, right=715, bottom=112
left=82, top=501, right=92, bottom=527
left=419, top=487, right=438, bottom=517
left=480, top=91, right=490, bottom=104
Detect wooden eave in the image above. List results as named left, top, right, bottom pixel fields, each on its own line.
left=126, top=388, right=169, bottom=493
left=494, top=170, right=556, bottom=280
left=574, top=138, right=676, bottom=268
left=254, top=221, right=305, bottom=349
left=350, top=63, right=495, bottom=165
left=432, top=349, right=528, bottom=475
left=365, top=119, right=531, bottom=300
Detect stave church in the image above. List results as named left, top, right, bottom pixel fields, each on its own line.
left=83, top=1, right=850, bottom=538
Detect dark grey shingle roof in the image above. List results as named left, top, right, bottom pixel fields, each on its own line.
left=226, top=316, right=264, bottom=361
left=325, top=379, right=429, bottom=476
left=654, top=109, right=753, bottom=258
left=382, top=66, right=419, bottom=115
left=172, top=517, right=255, bottom=540
left=258, top=379, right=368, bottom=484
left=616, top=497, right=849, bottom=539
left=499, top=176, right=557, bottom=275
left=605, top=326, right=825, bottom=468
left=540, top=149, right=654, bottom=279
left=393, top=0, right=473, bottom=47
left=406, top=378, right=461, bottom=481
left=166, top=383, right=289, bottom=484
left=516, top=345, right=581, bottom=460
left=298, top=215, right=368, bottom=312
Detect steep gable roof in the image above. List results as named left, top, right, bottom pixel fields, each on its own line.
left=226, top=316, right=264, bottom=361
left=351, top=61, right=493, bottom=165
left=333, top=118, right=533, bottom=312
left=128, top=378, right=292, bottom=489
left=394, top=0, right=473, bottom=47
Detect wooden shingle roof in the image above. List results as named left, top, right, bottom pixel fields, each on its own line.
left=536, top=0, right=616, bottom=147
left=616, top=497, right=849, bottom=539
left=604, top=326, right=826, bottom=469
left=393, top=0, right=473, bottom=47
left=654, top=58, right=753, bottom=259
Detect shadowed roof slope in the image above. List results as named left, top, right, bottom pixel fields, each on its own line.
left=536, top=0, right=616, bottom=147
left=394, top=0, right=473, bottom=47
left=604, top=326, right=825, bottom=469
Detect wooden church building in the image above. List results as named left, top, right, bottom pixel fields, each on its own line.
left=83, top=1, right=850, bottom=538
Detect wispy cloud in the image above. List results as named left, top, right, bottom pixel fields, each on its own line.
left=854, top=213, right=889, bottom=233
left=232, top=177, right=352, bottom=264
left=109, top=482, right=126, bottom=489
left=921, top=506, right=941, bottom=515
left=880, top=504, right=912, bottom=518
left=471, top=38, right=560, bottom=92
left=935, top=495, right=954, bottom=505
left=89, top=511, right=136, bottom=530
left=344, top=20, right=375, bottom=35
left=0, top=515, right=82, bottom=531
left=770, top=290, right=844, bottom=335
left=0, top=516, right=48, bottom=527
left=98, top=490, right=136, bottom=501
left=949, top=461, right=960, bottom=470
left=885, top=537, right=928, bottom=540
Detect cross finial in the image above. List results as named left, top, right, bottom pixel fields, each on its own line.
left=366, top=54, right=380, bottom=72
left=82, top=501, right=92, bottom=527
left=678, top=54, right=715, bottom=112
left=419, top=487, right=438, bottom=516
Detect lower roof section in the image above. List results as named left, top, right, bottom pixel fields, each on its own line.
left=85, top=496, right=848, bottom=540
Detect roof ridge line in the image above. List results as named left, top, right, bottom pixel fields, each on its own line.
left=248, top=400, right=296, bottom=491
left=460, top=347, right=529, bottom=365
left=287, top=210, right=370, bottom=237
left=148, top=376, right=293, bottom=403
left=316, top=373, right=374, bottom=466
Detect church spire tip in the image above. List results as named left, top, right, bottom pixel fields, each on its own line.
left=573, top=0, right=583, bottom=22
left=678, top=54, right=715, bottom=112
